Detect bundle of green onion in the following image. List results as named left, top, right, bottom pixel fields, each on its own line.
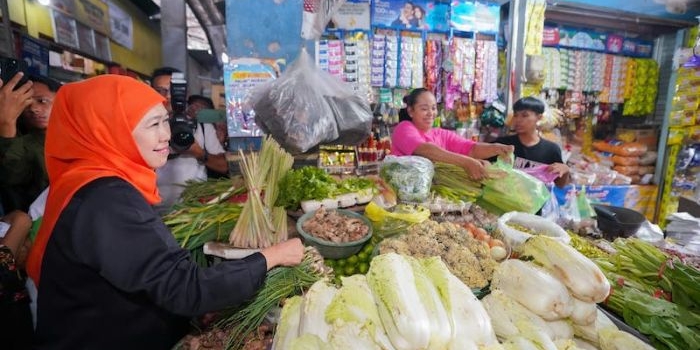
left=432, top=162, right=483, bottom=202
left=163, top=202, right=243, bottom=267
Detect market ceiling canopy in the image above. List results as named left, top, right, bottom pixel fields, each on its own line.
left=559, top=0, right=700, bottom=21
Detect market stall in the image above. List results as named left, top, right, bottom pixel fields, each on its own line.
left=166, top=1, right=700, bottom=349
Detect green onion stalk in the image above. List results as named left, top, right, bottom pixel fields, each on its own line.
left=163, top=202, right=243, bottom=267
left=216, top=247, right=333, bottom=350
left=606, top=238, right=700, bottom=311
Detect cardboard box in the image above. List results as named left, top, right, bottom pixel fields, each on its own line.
left=616, top=127, right=659, bottom=151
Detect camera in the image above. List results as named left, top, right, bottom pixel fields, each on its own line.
left=168, top=72, right=196, bottom=153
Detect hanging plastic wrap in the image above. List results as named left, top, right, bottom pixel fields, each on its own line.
left=371, top=35, right=386, bottom=87
left=250, top=48, right=372, bottom=154
left=301, top=0, right=347, bottom=40
left=384, top=34, right=400, bottom=88
left=398, top=35, right=423, bottom=88
left=424, top=39, right=444, bottom=102
left=445, top=37, right=475, bottom=110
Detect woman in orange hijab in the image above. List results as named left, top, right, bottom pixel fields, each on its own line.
left=27, top=75, right=304, bottom=349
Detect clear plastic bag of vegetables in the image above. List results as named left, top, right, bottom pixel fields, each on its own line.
left=379, top=155, right=434, bottom=202
left=480, top=158, right=550, bottom=214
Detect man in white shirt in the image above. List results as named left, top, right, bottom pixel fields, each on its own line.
left=151, top=68, right=229, bottom=213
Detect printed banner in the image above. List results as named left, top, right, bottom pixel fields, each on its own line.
left=450, top=0, right=500, bottom=35
left=21, top=35, right=49, bottom=76
left=330, top=0, right=371, bottom=31
left=51, top=0, right=77, bottom=16
left=108, top=1, right=133, bottom=49
left=74, top=0, right=110, bottom=35
left=223, top=58, right=277, bottom=137
left=51, top=9, right=79, bottom=49
left=371, top=0, right=450, bottom=32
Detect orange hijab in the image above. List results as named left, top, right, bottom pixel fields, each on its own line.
left=27, top=75, right=165, bottom=285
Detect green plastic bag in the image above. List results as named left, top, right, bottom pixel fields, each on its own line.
left=480, top=158, right=550, bottom=214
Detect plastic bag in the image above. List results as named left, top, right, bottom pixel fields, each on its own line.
left=481, top=158, right=550, bottom=214
left=250, top=48, right=372, bottom=154
left=521, top=165, right=560, bottom=183
left=540, top=186, right=561, bottom=222
left=612, top=155, right=639, bottom=166
left=379, top=156, right=434, bottom=202
left=497, top=211, right=570, bottom=249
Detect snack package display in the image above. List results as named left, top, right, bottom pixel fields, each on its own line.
left=380, top=156, right=435, bottom=203
left=251, top=48, right=372, bottom=154
left=593, top=140, right=648, bottom=157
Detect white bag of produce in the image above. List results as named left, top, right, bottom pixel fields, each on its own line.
left=379, top=156, right=434, bottom=203
left=421, top=256, right=499, bottom=349
left=299, top=280, right=338, bottom=342
left=517, top=236, right=611, bottom=303
left=491, top=260, right=574, bottom=321
left=272, top=295, right=303, bottom=350
left=367, top=253, right=431, bottom=350
left=498, top=211, right=570, bottom=248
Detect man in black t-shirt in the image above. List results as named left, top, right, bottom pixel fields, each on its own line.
left=494, top=97, right=570, bottom=188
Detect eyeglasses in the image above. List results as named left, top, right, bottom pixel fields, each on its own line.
left=153, top=87, right=170, bottom=97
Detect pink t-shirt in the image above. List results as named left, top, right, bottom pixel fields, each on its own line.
left=390, top=121, right=476, bottom=156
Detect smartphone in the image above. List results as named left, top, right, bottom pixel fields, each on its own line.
left=0, top=57, right=29, bottom=90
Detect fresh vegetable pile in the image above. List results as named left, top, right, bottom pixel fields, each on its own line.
left=591, top=238, right=700, bottom=350
left=379, top=155, right=434, bottom=202
left=324, top=241, right=375, bottom=278
left=272, top=253, right=500, bottom=349
left=276, top=166, right=376, bottom=211
left=483, top=236, right=652, bottom=350
left=378, top=220, right=500, bottom=288
left=214, top=247, right=332, bottom=350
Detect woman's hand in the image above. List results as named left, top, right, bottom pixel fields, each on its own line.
left=461, top=157, right=488, bottom=181
left=0, top=73, right=33, bottom=137
left=261, top=237, right=304, bottom=270
left=547, top=162, right=569, bottom=178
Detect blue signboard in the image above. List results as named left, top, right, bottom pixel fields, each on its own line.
left=371, top=0, right=450, bottom=32
left=450, top=0, right=500, bottom=35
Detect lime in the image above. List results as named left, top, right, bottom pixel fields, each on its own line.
left=344, top=265, right=356, bottom=276
left=361, top=243, right=374, bottom=255
left=357, top=252, right=369, bottom=262
left=325, top=259, right=336, bottom=268
left=336, top=258, right=347, bottom=267
left=347, top=255, right=359, bottom=265
left=358, top=262, right=369, bottom=274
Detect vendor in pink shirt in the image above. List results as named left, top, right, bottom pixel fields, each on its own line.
left=391, top=88, right=513, bottom=180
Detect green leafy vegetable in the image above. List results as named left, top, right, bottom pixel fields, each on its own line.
left=276, top=167, right=338, bottom=210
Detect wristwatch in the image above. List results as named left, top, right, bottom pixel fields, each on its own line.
left=198, top=150, right=208, bottom=164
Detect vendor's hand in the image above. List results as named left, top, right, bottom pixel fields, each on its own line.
left=0, top=73, right=33, bottom=128
left=261, top=238, right=304, bottom=270
left=495, top=143, right=514, bottom=157
left=461, top=157, right=488, bottom=181
left=547, top=162, right=570, bottom=178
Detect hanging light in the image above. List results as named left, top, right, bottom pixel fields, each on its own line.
left=220, top=51, right=229, bottom=65
left=37, top=0, right=51, bottom=6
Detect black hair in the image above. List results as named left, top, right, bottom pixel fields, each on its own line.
left=151, top=66, right=181, bottom=81
left=513, top=96, right=545, bottom=114
left=398, top=87, right=430, bottom=122
left=28, top=75, right=62, bottom=92
left=187, top=94, right=214, bottom=109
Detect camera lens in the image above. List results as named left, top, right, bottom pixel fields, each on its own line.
left=169, top=117, right=195, bottom=152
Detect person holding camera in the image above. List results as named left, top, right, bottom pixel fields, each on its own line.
left=0, top=73, right=61, bottom=213
left=151, top=67, right=228, bottom=213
